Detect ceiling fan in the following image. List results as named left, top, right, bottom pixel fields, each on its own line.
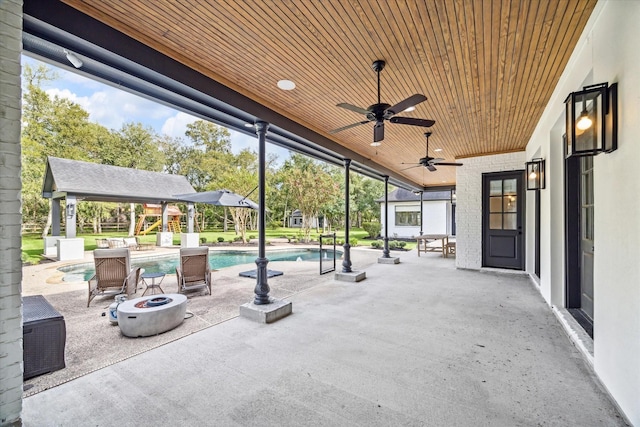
left=401, top=132, right=463, bottom=172
left=329, top=60, right=435, bottom=144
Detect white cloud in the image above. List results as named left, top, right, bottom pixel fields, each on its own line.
left=26, top=55, right=290, bottom=163
left=228, top=129, right=256, bottom=153
left=229, top=129, right=290, bottom=159
left=46, top=85, right=176, bottom=131
left=161, top=112, right=199, bottom=139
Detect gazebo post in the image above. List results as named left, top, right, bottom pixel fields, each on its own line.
left=51, top=198, right=61, bottom=236
left=65, top=195, right=77, bottom=238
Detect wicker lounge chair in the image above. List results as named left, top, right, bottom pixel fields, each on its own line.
left=175, top=246, right=212, bottom=295
left=87, top=248, right=142, bottom=307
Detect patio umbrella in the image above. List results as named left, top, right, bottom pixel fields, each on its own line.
left=173, top=189, right=259, bottom=209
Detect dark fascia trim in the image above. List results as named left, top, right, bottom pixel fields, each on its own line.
left=23, top=0, right=419, bottom=191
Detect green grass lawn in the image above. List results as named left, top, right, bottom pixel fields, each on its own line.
left=21, top=227, right=415, bottom=265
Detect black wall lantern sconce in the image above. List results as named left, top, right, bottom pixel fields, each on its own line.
left=450, top=188, right=457, bottom=204
left=564, top=82, right=618, bottom=158
left=525, top=158, right=545, bottom=190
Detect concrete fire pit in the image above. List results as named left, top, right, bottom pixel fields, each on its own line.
left=117, top=294, right=187, bottom=337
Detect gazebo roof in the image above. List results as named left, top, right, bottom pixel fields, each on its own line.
left=42, top=157, right=196, bottom=204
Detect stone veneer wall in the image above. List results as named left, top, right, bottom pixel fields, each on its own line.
left=0, top=0, right=23, bottom=425
left=455, top=152, right=526, bottom=270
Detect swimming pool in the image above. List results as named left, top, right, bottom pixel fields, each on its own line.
left=58, top=248, right=342, bottom=282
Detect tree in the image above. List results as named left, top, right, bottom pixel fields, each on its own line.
left=217, top=149, right=258, bottom=242
left=110, top=122, right=164, bottom=235
left=21, top=64, right=106, bottom=237
left=281, top=154, right=341, bottom=242
left=350, top=174, right=385, bottom=226
left=185, top=120, right=232, bottom=154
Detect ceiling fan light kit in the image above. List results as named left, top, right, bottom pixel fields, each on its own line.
left=330, top=60, right=435, bottom=144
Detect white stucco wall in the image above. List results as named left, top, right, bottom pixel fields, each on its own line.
left=455, top=152, right=526, bottom=270
left=380, top=200, right=449, bottom=239
left=525, top=1, right=640, bottom=423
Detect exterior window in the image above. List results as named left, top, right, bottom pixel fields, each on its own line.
left=395, top=206, right=420, bottom=226
left=489, top=178, right=518, bottom=230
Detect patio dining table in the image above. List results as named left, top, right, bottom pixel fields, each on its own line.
left=416, top=234, right=449, bottom=257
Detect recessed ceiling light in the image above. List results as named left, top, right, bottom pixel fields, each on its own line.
left=434, top=148, right=443, bottom=152
left=403, top=106, right=415, bottom=112
left=277, top=79, right=296, bottom=90
left=371, top=142, right=382, bottom=147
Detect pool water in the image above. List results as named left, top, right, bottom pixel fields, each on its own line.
left=58, top=248, right=341, bottom=282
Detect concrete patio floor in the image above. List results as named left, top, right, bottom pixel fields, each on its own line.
left=21, top=247, right=627, bottom=426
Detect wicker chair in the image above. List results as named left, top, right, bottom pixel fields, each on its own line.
left=175, top=247, right=212, bottom=296
left=87, top=248, right=142, bottom=307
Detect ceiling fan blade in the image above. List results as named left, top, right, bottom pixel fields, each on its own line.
left=329, top=120, right=370, bottom=134
left=435, top=162, right=464, bottom=166
left=389, top=117, right=436, bottom=127
left=336, top=103, right=371, bottom=115
left=426, top=164, right=437, bottom=172
left=400, top=164, right=421, bottom=171
left=385, top=94, right=427, bottom=116
left=373, top=121, right=384, bottom=142
left=430, top=157, right=446, bottom=163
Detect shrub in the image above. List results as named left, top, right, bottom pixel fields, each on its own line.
left=371, top=241, right=382, bottom=249
left=336, top=238, right=345, bottom=245
left=350, top=238, right=358, bottom=246
left=217, top=236, right=225, bottom=243
left=233, top=236, right=243, bottom=242
left=389, top=240, right=399, bottom=249
left=398, top=241, right=407, bottom=248
left=268, top=221, right=281, bottom=230
left=249, top=235, right=256, bottom=240
left=362, top=222, right=381, bottom=239
left=200, top=237, right=207, bottom=244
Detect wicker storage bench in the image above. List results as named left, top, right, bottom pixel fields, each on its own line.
left=23, top=295, right=66, bottom=379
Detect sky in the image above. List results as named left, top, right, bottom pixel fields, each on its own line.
left=21, top=55, right=291, bottom=161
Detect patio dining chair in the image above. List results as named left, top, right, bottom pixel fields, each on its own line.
left=87, top=248, right=142, bottom=307
left=175, top=246, right=212, bottom=296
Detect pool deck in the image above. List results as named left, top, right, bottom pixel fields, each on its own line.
left=20, top=244, right=628, bottom=426
left=21, top=244, right=381, bottom=397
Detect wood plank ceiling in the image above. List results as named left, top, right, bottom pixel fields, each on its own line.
left=62, top=0, right=596, bottom=188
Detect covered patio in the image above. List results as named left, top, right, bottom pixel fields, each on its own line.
left=21, top=249, right=624, bottom=425
left=2, top=1, right=639, bottom=425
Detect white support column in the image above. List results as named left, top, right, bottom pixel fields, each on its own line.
left=51, top=197, right=61, bottom=236
left=65, top=195, right=77, bottom=238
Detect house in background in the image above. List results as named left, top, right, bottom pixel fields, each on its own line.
left=288, top=209, right=322, bottom=229
left=378, top=188, right=454, bottom=239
